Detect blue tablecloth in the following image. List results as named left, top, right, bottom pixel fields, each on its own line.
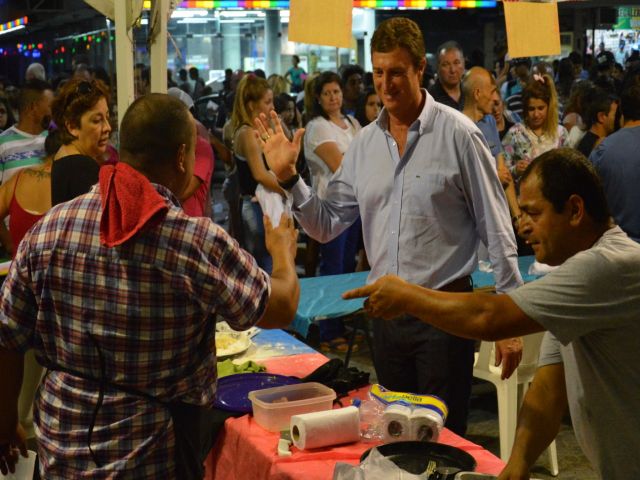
left=252, top=328, right=316, bottom=355
left=289, top=256, right=539, bottom=337
left=289, top=271, right=369, bottom=337
left=472, top=255, right=539, bottom=288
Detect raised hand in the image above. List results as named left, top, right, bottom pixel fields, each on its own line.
left=264, top=214, right=299, bottom=262
left=254, top=111, right=304, bottom=183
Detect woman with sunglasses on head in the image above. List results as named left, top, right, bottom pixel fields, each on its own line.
left=51, top=78, right=112, bottom=206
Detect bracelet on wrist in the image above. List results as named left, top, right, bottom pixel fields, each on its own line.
left=277, top=173, right=300, bottom=190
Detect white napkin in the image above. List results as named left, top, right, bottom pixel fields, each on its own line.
left=528, top=260, right=557, bottom=276
left=255, top=184, right=292, bottom=226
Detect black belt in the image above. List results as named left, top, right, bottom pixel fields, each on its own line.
left=437, top=275, right=473, bottom=293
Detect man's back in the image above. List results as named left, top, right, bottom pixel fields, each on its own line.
left=589, top=126, right=640, bottom=241
left=0, top=184, right=268, bottom=477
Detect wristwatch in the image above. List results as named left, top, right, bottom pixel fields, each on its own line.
left=277, top=173, right=300, bottom=190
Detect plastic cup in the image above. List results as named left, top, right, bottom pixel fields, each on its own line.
left=0, top=450, right=36, bottom=480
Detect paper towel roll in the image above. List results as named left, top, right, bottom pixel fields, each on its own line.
left=290, top=406, right=360, bottom=450
left=410, top=407, right=443, bottom=442
left=382, top=404, right=413, bottom=443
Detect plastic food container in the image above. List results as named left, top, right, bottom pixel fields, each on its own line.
left=248, top=382, right=336, bottom=432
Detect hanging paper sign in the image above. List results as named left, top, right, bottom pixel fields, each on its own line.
left=289, top=0, right=353, bottom=49
left=504, top=1, right=561, bottom=58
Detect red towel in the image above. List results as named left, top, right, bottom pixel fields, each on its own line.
left=99, top=162, right=169, bottom=247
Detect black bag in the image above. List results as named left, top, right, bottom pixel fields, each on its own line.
left=300, top=358, right=370, bottom=397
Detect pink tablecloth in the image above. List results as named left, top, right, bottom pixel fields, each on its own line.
left=204, top=342, right=505, bottom=479
left=204, top=349, right=504, bottom=480
left=206, top=410, right=504, bottom=480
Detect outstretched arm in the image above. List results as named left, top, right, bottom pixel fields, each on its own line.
left=343, top=275, right=543, bottom=341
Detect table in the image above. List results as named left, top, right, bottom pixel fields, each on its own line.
left=204, top=329, right=505, bottom=480
left=291, top=256, right=540, bottom=338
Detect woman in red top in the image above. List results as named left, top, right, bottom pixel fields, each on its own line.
left=0, top=129, right=61, bottom=448
left=0, top=130, right=61, bottom=256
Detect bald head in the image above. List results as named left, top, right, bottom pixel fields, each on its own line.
left=462, top=67, right=497, bottom=116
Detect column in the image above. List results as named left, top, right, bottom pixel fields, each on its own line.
left=361, top=9, right=375, bottom=72
left=149, top=0, right=169, bottom=93
left=264, top=9, right=281, bottom=76
left=115, top=0, right=134, bottom=129
left=222, top=23, right=241, bottom=71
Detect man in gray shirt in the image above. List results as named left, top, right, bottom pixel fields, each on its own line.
left=256, top=17, right=523, bottom=435
left=343, top=148, right=640, bottom=479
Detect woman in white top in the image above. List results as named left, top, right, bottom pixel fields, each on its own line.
left=303, top=71, right=362, bottom=350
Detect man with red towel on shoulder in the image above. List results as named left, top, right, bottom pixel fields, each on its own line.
left=0, top=94, right=300, bottom=479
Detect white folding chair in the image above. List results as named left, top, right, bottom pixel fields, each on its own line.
left=473, top=332, right=559, bottom=476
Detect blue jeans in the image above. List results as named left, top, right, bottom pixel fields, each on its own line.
left=241, top=199, right=272, bottom=274
left=318, top=218, right=362, bottom=341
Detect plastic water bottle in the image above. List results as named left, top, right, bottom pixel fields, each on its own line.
left=352, top=398, right=384, bottom=441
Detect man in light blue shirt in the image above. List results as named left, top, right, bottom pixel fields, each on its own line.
left=257, top=17, right=523, bottom=435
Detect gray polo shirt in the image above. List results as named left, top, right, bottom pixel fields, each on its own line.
left=508, top=226, right=640, bottom=479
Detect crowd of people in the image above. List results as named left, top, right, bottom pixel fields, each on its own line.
left=0, top=14, right=639, bottom=479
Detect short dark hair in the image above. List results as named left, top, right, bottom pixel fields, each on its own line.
left=371, top=17, right=425, bottom=69
left=522, top=148, right=610, bottom=224
left=569, top=51, right=583, bottom=67
left=44, top=128, right=62, bottom=158
left=341, top=64, right=364, bottom=86
left=51, top=77, right=110, bottom=145
left=620, top=84, right=640, bottom=121
left=120, top=93, right=194, bottom=170
left=17, top=79, right=52, bottom=114
left=582, top=87, right=617, bottom=129
left=274, top=92, right=294, bottom=115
